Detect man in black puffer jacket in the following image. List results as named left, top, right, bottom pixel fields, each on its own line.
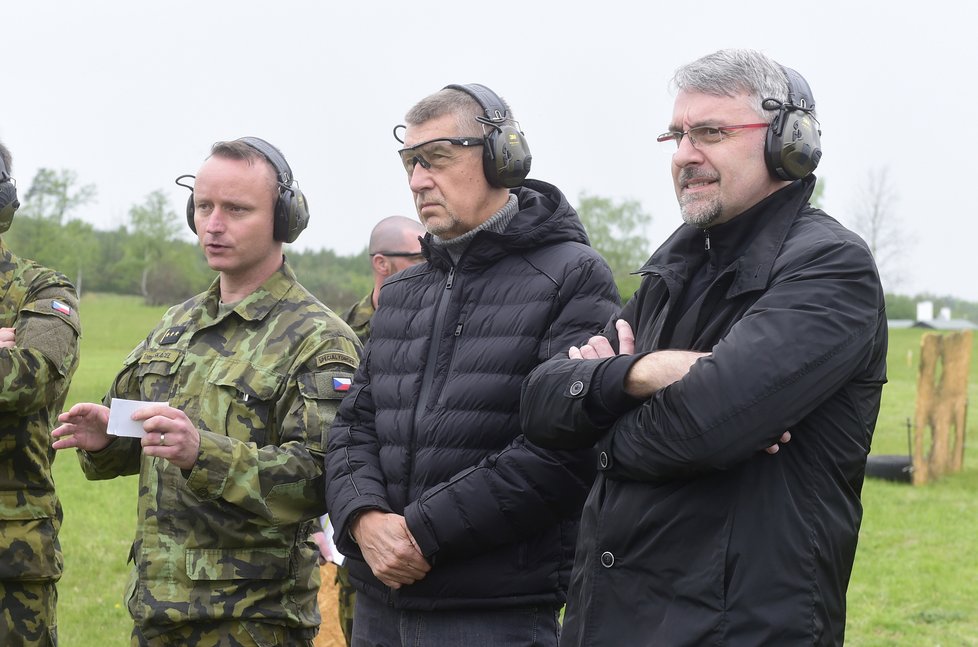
left=324, top=83, right=619, bottom=646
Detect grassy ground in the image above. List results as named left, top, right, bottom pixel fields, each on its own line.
left=50, top=297, right=978, bottom=645
left=53, top=293, right=166, bottom=645
left=846, top=327, right=978, bottom=645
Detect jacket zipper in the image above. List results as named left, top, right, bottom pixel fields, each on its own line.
left=414, top=265, right=456, bottom=430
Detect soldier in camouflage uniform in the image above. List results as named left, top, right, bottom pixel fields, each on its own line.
left=0, top=141, right=81, bottom=647
left=318, top=215, right=425, bottom=645
left=52, top=138, right=359, bottom=647
left=339, top=215, right=425, bottom=343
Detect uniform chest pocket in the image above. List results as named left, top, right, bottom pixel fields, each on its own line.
left=206, top=358, right=284, bottom=445
left=134, top=348, right=185, bottom=402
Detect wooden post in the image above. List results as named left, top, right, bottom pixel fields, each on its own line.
left=911, top=330, right=972, bottom=485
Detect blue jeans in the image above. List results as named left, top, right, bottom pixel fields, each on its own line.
left=352, top=592, right=560, bottom=647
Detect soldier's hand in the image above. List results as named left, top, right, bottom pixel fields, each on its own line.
left=312, top=530, right=332, bottom=565
left=0, top=327, right=15, bottom=348
left=352, top=510, right=430, bottom=589
left=52, top=403, right=112, bottom=452
left=135, top=404, right=201, bottom=470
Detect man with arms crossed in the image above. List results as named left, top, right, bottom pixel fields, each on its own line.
left=0, top=139, right=81, bottom=647
left=521, top=49, right=887, bottom=646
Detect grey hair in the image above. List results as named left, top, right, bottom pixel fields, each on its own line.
left=404, top=87, right=515, bottom=137
left=671, top=49, right=798, bottom=120
left=0, top=140, right=12, bottom=174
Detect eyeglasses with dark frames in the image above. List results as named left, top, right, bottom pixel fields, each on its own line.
left=396, top=137, right=484, bottom=174
left=656, top=123, right=769, bottom=149
left=370, top=251, right=425, bottom=259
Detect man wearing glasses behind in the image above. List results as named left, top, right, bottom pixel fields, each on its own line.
left=340, top=216, right=426, bottom=342
left=521, top=49, right=887, bottom=646
left=324, top=83, right=619, bottom=646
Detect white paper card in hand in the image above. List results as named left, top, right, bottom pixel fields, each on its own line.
left=107, top=398, right=168, bottom=438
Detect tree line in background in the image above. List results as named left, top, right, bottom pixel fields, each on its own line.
left=5, top=167, right=971, bottom=323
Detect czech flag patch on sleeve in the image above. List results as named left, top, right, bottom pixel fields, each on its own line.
left=51, top=300, right=72, bottom=315
left=333, top=376, right=352, bottom=392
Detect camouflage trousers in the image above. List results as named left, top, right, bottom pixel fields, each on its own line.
left=131, top=620, right=316, bottom=647
left=335, top=564, right=355, bottom=645
left=0, top=580, right=58, bottom=647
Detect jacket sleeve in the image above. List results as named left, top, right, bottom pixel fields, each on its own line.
left=404, top=252, right=620, bottom=561
left=521, top=295, right=641, bottom=450
left=0, top=285, right=80, bottom=420
left=76, top=340, right=152, bottom=479
left=603, top=236, right=885, bottom=481
left=324, top=344, right=394, bottom=557
left=182, top=334, right=358, bottom=526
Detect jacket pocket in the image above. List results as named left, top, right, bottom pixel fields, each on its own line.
left=205, top=358, right=284, bottom=444
left=133, top=347, right=185, bottom=403
left=0, top=518, right=62, bottom=579
left=185, top=546, right=290, bottom=581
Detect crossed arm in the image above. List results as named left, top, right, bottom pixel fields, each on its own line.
left=570, top=319, right=790, bottom=453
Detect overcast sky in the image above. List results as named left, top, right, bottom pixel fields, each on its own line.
left=6, top=1, right=976, bottom=303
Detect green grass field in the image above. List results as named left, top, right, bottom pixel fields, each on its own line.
left=51, top=296, right=978, bottom=645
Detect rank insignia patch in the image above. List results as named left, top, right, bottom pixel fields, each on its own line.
left=160, top=325, right=187, bottom=345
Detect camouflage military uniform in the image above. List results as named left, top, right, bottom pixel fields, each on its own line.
left=0, top=241, right=81, bottom=647
left=75, top=261, right=359, bottom=645
left=339, top=292, right=374, bottom=344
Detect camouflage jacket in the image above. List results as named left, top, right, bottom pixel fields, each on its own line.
left=340, top=291, right=374, bottom=343
left=0, top=241, right=81, bottom=582
left=77, top=261, right=359, bottom=634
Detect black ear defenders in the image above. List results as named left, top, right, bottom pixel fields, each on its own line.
left=444, top=83, right=532, bottom=188
left=763, top=66, right=822, bottom=181
left=179, top=136, right=310, bottom=243
left=0, top=155, right=20, bottom=235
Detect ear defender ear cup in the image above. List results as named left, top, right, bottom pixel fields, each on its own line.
left=181, top=138, right=310, bottom=243
left=487, top=123, right=533, bottom=189
left=236, top=137, right=310, bottom=243
left=764, top=66, right=822, bottom=181
left=444, top=83, right=532, bottom=188
left=0, top=158, right=19, bottom=235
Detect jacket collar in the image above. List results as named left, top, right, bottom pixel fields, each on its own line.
left=422, top=179, right=589, bottom=271
left=201, top=256, right=297, bottom=323
left=637, top=176, right=817, bottom=298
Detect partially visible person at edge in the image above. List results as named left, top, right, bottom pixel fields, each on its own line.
left=324, top=83, right=619, bottom=646
left=340, top=215, right=426, bottom=342
left=520, top=48, right=887, bottom=646
left=0, top=140, right=81, bottom=647
left=313, top=214, right=425, bottom=645
left=51, top=137, right=360, bottom=647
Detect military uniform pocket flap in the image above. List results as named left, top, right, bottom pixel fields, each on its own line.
left=185, top=546, right=290, bottom=581
left=135, top=348, right=185, bottom=377
left=207, top=358, right=281, bottom=401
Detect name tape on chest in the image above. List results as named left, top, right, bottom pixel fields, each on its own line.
left=139, top=348, right=182, bottom=364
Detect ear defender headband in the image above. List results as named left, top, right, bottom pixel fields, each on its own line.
left=0, top=156, right=20, bottom=235
left=178, top=136, right=310, bottom=243
left=444, top=83, right=532, bottom=188
left=763, top=66, right=822, bottom=181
